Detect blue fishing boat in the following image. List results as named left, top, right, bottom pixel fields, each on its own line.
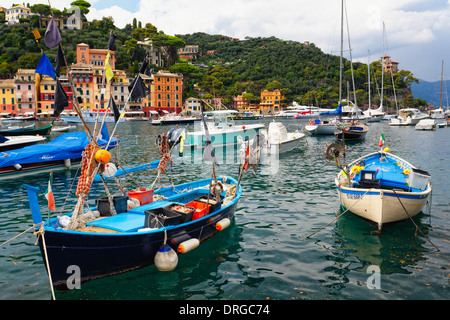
left=25, top=176, right=241, bottom=290
left=334, top=143, right=432, bottom=230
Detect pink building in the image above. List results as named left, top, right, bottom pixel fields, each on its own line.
left=14, top=69, right=37, bottom=117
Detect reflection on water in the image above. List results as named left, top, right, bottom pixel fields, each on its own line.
left=0, top=119, right=449, bottom=300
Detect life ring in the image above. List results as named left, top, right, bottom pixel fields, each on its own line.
left=210, top=181, right=224, bottom=197
left=309, top=120, right=314, bottom=125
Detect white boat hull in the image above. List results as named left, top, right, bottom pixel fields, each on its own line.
left=265, top=133, right=304, bottom=154
left=184, top=123, right=265, bottom=149
left=304, top=124, right=336, bottom=135
left=336, top=184, right=431, bottom=229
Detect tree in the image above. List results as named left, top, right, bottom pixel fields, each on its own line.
left=70, top=0, right=91, bottom=16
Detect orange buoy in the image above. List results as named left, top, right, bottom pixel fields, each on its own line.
left=95, top=149, right=111, bottom=164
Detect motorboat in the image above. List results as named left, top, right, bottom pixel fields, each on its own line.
left=304, top=118, right=339, bottom=135
left=0, top=135, right=46, bottom=152
left=60, top=109, right=120, bottom=123
left=260, top=121, right=305, bottom=154
left=430, top=108, right=445, bottom=119
left=182, top=111, right=265, bottom=149
left=340, top=100, right=370, bottom=123
left=334, top=146, right=431, bottom=230
left=150, top=111, right=200, bottom=125
left=389, top=108, right=429, bottom=126
left=415, top=119, right=436, bottom=131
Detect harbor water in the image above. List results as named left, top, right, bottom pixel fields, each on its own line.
left=0, top=118, right=448, bottom=300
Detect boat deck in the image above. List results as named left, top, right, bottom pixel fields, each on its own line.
left=85, top=188, right=217, bottom=233
left=351, top=154, right=421, bottom=192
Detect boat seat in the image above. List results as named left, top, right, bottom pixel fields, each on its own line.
left=86, top=213, right=145, bottom=233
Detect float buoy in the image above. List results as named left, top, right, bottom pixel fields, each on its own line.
left=177, top=238, right=200, bottom=253
left=102, top=162, right=117, bottom=177
left=216, top=218, right=231, bottom=231
left=95, top=149, right=111, bottom=164
left=154, top=244, right=178, bottom=271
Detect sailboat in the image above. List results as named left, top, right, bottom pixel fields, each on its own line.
left=431, top=61, right=447, bottom=120
left=333, top=0, right=368, bottom=141
left=363, top=52, right=384, bottom=122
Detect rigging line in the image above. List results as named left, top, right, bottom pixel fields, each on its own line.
left=304, top=188, right=371, bottom=239
left=391, top=189, right=440, bottom=252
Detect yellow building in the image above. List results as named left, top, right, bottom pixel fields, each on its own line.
left=5, top=4, right=31, bottom=25
left=0, top=79, right=16, bottom=117
left=260, top=89, right=284, bottom=112
left=37, top=76, right=56, bottom=117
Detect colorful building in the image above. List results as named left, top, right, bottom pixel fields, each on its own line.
left=4, top=4, right=31, bottom=25
left=76, top=43, right=116, bottom=69
left=260, top=89, right=284, bottom=112
left=0, top=79, right=15, bottom=117
left=382, top=55, right=399, bottom=74
left=177, top=45, right=199, bottom=61
left=143, top=71, right=183, bottom=116
left=14, top=69, right=37, bottom=117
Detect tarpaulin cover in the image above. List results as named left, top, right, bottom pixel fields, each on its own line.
left=0, top=132, right=118, bottom=168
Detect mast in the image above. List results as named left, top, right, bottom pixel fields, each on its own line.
left=380, top=22, right=385, bottom=110
left=368, top=50, right=371, bottom=112
left=440, top=60, right=444, bottom=109
left=339, top=0, right=344, bottom=105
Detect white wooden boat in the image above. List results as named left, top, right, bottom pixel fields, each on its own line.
left=335, top=149, right=431, bottom=230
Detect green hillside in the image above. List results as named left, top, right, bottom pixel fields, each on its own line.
left=0, top=7, right=426, bottom=110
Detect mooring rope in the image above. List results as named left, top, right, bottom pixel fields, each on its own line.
left=304, top=188, right=370, bottom=239
left=392, top=189, right=440, bottom=252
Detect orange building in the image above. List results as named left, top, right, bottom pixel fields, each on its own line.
left=76, top=43, right=116, bottom=70
left=260, top=89, right=284, bottom=111
left=143, top=71, right=183, bottom=116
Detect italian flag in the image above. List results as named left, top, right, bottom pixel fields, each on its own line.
left=379, top=132, right=385, bottom=148
left=45, top=180, right=55, bottom=212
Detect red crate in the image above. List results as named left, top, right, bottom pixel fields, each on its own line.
left=128, top=188, right=154, bottom=205
left=186, top=200, right=211, bottom=220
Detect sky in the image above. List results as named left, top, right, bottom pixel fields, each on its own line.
left=4, top=0, right=450, bottom=82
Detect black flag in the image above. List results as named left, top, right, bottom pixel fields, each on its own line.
left=107, top=33, right=117, bottom=51
left=55, top=45, right=66, bottom=77
left=54, top=79, right=68, bottom=117
left=128, top=75, right=149, bottom=101
left=139, top=59, right=148, bottom=74
left=108, top=95, right=120, bottom=123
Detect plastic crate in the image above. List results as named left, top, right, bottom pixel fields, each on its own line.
left=194, top=195, right=222, bottom=213
left=186, top=200, right=211, bottom=220
left=164, top=204, right=195, bottom=223
left=96, top=195, right=128, bottom=216
left=144, top=207, right=181, bottom=228
left=128, top=188, right=154, bottom=205
left=409, top=168, right=431, bottom=190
